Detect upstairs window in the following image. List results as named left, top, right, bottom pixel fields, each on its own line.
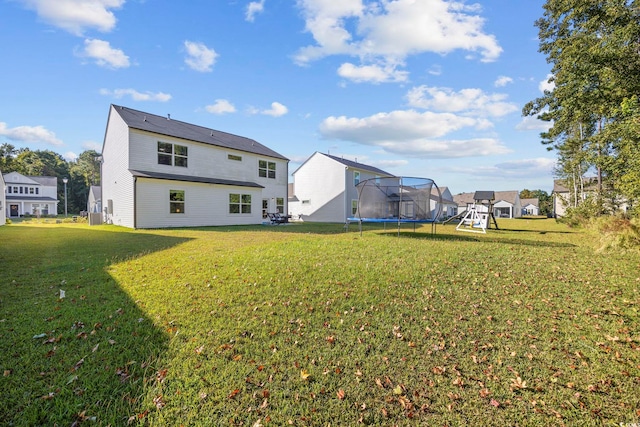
left=354, top=171, right=360, bottom=186
left=158, top=142, right=188, bottom=167
left=258, top=160, right=276, bottom=179
left=228, top=154, right=242, bottom=161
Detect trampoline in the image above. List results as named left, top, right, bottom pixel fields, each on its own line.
left=346, top=176, right=443, bottom=235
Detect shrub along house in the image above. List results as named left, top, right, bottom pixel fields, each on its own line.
left=2, top=171, right=59, bottom=218
left=101, top=105, right=288, bottom=228
left=288, top=152, right=394, bottom=222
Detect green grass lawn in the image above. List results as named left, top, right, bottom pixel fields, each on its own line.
left=0, top=219, right=638, bottom=426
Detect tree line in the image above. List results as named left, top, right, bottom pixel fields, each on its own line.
left=1, top=143, right=101, bottom=215
left=523, top=0, right=640, bottom=219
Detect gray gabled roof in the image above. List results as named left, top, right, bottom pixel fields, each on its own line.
left=293, top=151, right=393, bottom=176
left=130, top=170, right=264, bottom=188
left=111, top=104, right=288, bottom=161
left=323, top=153, right=392, bottom=176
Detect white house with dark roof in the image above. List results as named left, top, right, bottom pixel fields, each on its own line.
left=3, top=171, right=59, bottom=218
left=521, top=198, right=540, bottom=216
left=101, top=104, right=289, bottom=228
left=453, top=190, right=522, bottom=219
left=288, top=152, right=394, bottom=222
left=0, top=170, right=5, bottom=225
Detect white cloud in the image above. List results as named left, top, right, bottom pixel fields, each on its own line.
left=295, top=0, right=502, bottom=80
left=19, top=0, right=124, bottom=36
left=374, top=159, right=409, bottom=168
left=99, top=88, right=171, bottom=102
left=0, top=122, right=63, bottom=146
left=246, top=0, right=265, bottom=22
left=255, top=102, right=288, bottom=117
left=63, top=151, right=78, bottom=161
left=539, top=73, right=555, bottom=92
left=184, top=41, right=218, bottom=72
left=516, top=114, right=553, bottom=132
left=319, top=110, right=510, bottom=158
left=406, top=86, right=518, bottom=117
left=82, top=140, right=103, bottom=152
left=337, top=62, right=408, bottom=83
left=205, top=99, right=237, bottom=114
left=494, top=75, right=513, bottom=87
left=454, top=157, right=556, bottom=179
left=79, top=38, right=130, bottom=68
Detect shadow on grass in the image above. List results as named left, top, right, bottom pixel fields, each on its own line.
left=0, top=225, right=191, bottom=425
left=373, top=229, right=578, bottom=248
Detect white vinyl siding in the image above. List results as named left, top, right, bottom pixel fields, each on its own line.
left=101, top=108, right=135, bottom=228
left=135, top=179, right=262, bottom=228
left=102, top=105, right=288, bottom=228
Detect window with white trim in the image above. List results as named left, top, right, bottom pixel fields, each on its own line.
left=258, top=160, right=276, bottom=179
left=352, top=200, right=358, bottom=216
left=228, top=154, right=242, bottom=161
left=158, top=142, right=188, bottom=167
left=229, top=193, right=252, bottom=214
left=276, top=197, right=284, bottom=214
left=354, top=171, right=360, bottom=186
left=169, top=190, right=185, bottom=214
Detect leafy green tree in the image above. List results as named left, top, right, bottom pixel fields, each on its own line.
left=0, top=143, right=17, bottom=171
left=523, top=0, right=640, bottom=218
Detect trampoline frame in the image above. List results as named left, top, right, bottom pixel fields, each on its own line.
left=345, top=176, right=443, bottom=236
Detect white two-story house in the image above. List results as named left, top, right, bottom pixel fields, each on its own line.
left=288, top=152, right=394, bottom=222
left=101, top=105, right=289, bottom=229
left=3, top=171, right=59, bottom=218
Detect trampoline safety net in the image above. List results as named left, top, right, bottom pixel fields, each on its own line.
left=352, top=176, right=442, bottom=222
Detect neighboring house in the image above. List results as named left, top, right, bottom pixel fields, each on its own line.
left=101, top=104, right=288, bottom=229
left=436, top=186, right=457, bottom=219
left=0, top=170, right=5, bottom=225
left=3, top=171, right=59, bottom=218
left=521, top=198, right=540, bottom=216
left=553, top=177, right=628, bottom=217
left=453, top=190, right=522, bottom=219
left=87, top=185, right=102, bottom=214
left=288, top=152, right=394, bottom=222
left=87, top=185, right=102, bottom=225
left=553, top=178, right=598, bottom=217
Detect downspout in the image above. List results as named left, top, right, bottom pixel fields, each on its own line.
left=344, top=166, right=349, bottom=222
left=133, top=176, right=137, bottom=229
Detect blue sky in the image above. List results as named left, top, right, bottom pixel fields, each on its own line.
left=0, top=0, right=555, bottom=194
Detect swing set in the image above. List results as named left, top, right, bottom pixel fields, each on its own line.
left=455, top=191, right=499, bottom=234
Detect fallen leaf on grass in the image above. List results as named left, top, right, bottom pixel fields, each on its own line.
left=72, top=358, right=84, bottom=372
left=490, top=399, right=500, bottom=407
left=228, top=389, right=240, bottom=399
left=153, top=395, right=165, bottom=409
left=510, top=376, right=527, bottom=390
left=336, top=389, right=345, bottom=400
left=300, top=369, right=311, bottom=381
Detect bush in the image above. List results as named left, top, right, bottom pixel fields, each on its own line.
left=591, top=216, right=640, bottom=252
left=557, top=197, right=601, bottom=228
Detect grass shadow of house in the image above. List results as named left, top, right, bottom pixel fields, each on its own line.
left=0, top=225, right=192, bottom=425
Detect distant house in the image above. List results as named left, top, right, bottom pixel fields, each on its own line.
left=87, top=185, right=102, bottom=214
left=101, top=104, right=288, bottom=229
left=288, top=152, right=394, bottom=222
left=553, top=178, right=598, bottom=217
left=3, top=171, right=59, bottom=218
left=0, top=170, right=5, bottom=225
left=435, top=187, right=458, bottom=218
left=521, top=198, right=539, bottom=216
left=453, top=190, right=522, bottom=219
